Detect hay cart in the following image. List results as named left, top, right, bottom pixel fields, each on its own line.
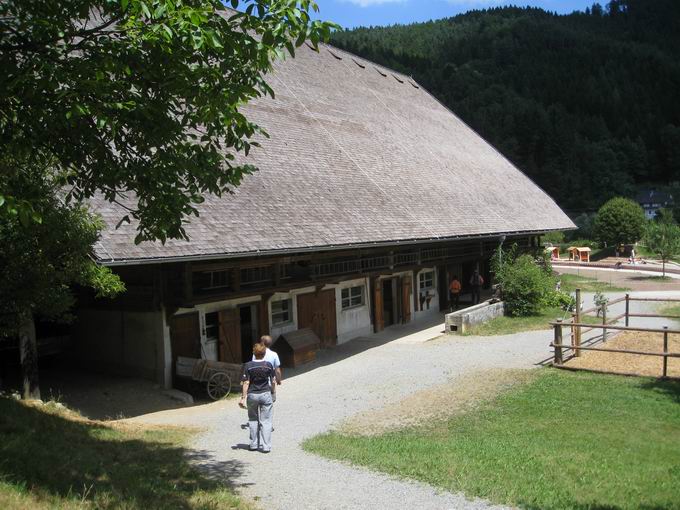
left=176, top=356, right=241, bottom=400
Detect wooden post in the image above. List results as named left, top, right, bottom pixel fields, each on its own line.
left=663, top=326, right=669, bottom=378
left=574, top=288, right=582, bottom=357
left=625, top=294, right=630, bottom=327
left=554, top=319, right=563, bottom=365
left=602, top=305, right=607, bottom=343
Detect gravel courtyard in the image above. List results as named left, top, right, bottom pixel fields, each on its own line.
left=127, top=290, right=680, bottom=510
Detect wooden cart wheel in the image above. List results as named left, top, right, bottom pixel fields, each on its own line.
left=207, top=372, right=232, bottom=401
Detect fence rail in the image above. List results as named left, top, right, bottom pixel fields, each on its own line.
left=551, top=291, right=680, bottom=378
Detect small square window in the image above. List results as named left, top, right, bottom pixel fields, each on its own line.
left=271, top=299, right=292, bottom=326
left=341, top=285, right=364, bottom=309
left=419, top=270, right=434, bottom=291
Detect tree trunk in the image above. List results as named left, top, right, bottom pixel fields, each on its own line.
left=19, top=314, right=40, bottom=400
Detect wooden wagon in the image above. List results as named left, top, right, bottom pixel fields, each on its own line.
left=176, top=356, right=242, bottom=400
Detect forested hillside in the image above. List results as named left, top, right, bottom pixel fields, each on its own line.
left=331, top=0, right=680, bottom=213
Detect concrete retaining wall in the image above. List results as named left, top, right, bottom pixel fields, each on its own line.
left=445, top=301, right=505, bottom=335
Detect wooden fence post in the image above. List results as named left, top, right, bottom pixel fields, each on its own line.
left=663, top=325, right=669, bottom=378
left=554, top=319, right=563, bottom=365
left=575, top=289, right=582, bottom=357
left=625, top=293, right=630, bottom=327
left=602, top=305, right=607, bottom=343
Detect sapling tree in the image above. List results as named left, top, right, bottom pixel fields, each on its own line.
left=645, top=221, right=680, bottom=277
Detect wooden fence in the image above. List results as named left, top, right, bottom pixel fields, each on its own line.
left=550, top=290, right=680, bottom=378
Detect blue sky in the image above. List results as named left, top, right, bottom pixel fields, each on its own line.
left=313, top=0, right=596, bottom=28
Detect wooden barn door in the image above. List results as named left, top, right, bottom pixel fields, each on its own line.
left=373, top=277, right=384, bottom=333
left=401, top=275, right=412, bottom=324
left=169, top=312, right=200, bottom=385
left=218, top=309, right=241, bottom=363
left=297, top=290, right=337, bottom=348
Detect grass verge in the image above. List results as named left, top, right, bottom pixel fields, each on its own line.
left=304, top=369, right=680, bottom=510
left=0, top=397, right=250, bottom=510
left=464, top=306, right=600, bottom=336
left=558, top=273, right=630, bottom=293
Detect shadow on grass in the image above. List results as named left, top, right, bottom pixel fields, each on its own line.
left=0, top=398, right=247, bottom=508
left=639, top=377, right=680, bottom=404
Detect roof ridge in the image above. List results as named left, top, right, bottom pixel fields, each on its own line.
left=319, top=41, right=416, bottom=83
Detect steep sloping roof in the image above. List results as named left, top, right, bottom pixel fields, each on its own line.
left=92, top=42, right=574, bottom=264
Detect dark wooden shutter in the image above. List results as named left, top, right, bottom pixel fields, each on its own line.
left=218, top=309, right=241, bottom=363
left=169, top=312, right=200, bottom=385
left=297, top=291, right=337, bottom=348
left=402, top=275, right=412, bottom=323
left=373, top=277, right=384, bottom=333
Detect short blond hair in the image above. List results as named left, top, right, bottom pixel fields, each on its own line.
left=252, top=342, right=266, bottom=359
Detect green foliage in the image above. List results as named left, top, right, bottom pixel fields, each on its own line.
left=544, top=289, right=573, bottom=309
left=570, top=213, right=596, bottom=241
left=0, top=0, right=337, bottom=243
left=593, top=290, right=610, bottom=315
left=304, top=370, right=680, bottom=510
left=655, top=207, right=677, bottom=224
left=593, top=197, right=646, bottom=246
left=330, top=1, right=680, bottom=211
left=644, top=219, right=680, bottom=276
left=541, top=230, right=564, bottom=245
left=0, top=164, right=124, bottom=336
left=493, top=246, right=556, bottom=316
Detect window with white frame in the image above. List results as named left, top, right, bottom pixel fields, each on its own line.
left=419, top=270, right=435, bottom=291
left=205, top=312, right=219, bottom=341
left=271, top=299, right=293, bottom=326
left=341, top=285, right=364, bottom=310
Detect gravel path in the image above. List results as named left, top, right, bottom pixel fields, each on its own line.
left=127, top=290, right=680, bottom=510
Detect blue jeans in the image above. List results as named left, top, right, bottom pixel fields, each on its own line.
left=247, top=391, right=273, bottom=451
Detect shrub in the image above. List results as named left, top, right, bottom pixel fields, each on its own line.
left=494, top=250, right=556, bottom=317
left=545, top=290, right=574, bottom=311
left=593, top=197, right=646, bottom=246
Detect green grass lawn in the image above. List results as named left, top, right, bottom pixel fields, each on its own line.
left=558, top=273, right=630, bottom=293
left=465, top=306, right=600, bottom=336
left=304, top=370, right=680, bottom=510
left=0, top=398, right=250, bottom=510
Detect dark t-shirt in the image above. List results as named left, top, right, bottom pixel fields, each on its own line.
left=241, top=360, right=274, bottom=394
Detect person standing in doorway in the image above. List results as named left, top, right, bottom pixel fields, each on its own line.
left=470, top=269, right=484, bottom=305
left=240, top=343, right=275, bottom=453
left=449, top=275, right=462, bottom=311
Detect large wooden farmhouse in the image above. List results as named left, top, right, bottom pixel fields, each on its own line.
left=78, top=43, right=574, bottom=388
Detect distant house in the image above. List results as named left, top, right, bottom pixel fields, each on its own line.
left=636, top=189, right=673, bottom=220
left=74, top=42, right=574, bottom=389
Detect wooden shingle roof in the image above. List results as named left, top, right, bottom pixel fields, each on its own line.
left=92, top=43, right=574, bottom=264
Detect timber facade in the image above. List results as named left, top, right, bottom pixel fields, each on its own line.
left=74, top=236, right=537, bottom=387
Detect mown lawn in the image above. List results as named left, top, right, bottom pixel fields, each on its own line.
left=0, top=398, right=250, bottom=510
left=558, top=273, right=630, bottom=293
left=465, top=306, right=600, bottom=336
left=304, top=370, right=680, bottom=510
